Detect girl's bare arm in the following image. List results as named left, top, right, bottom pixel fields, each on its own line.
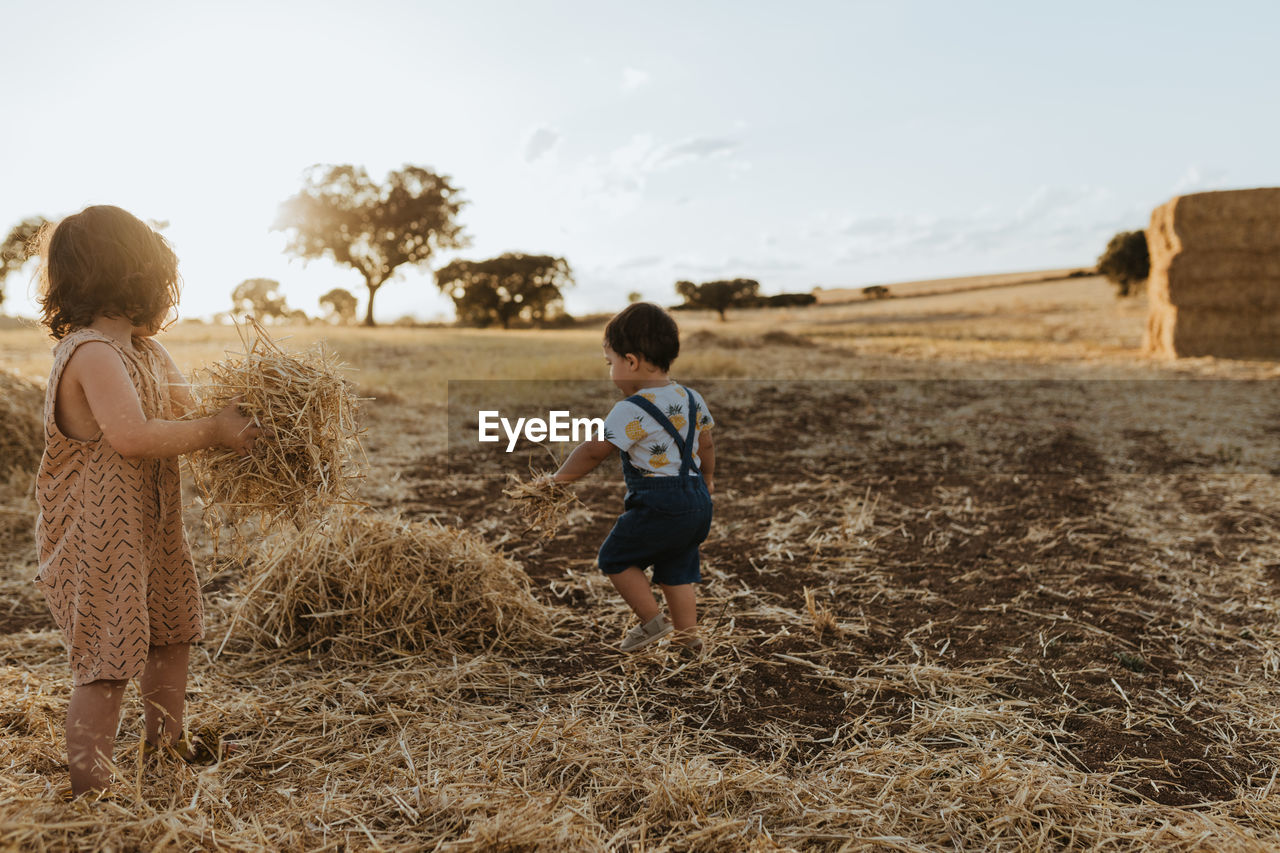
left=66, top=342, right=258, bottom=458
left=551, top=439, right=617, bottom=483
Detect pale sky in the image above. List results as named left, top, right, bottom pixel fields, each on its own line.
left=2, top=0, right=1277, bottom=322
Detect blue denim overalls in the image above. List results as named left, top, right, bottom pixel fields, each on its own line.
left=597, top=387, right=714, bottom=585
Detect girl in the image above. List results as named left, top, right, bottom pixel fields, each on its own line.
left=33, top=205, right=259, bottom=798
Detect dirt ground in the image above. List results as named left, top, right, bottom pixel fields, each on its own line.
left=2, top=277, right=1280, bottom=849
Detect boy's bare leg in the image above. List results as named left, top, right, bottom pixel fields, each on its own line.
left=67, top=678, right=127, bottom=796
left=141, top=643, right=189, bottom=748
left=659, top=583, right=698, bottom=643
left=609, top=567, right=661, bottom=622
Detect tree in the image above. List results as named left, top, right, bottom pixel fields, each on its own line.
left=1, top=217, right=50, bottom=309
left=674, top=278, right=761, bottom=321
left=1098, top=230, right=1149, bottom=297
left=436, top=253, right=574, bottom=329
left=231, top=278, right=290, bottom=322
left=319, top=288, right=358, bottom=324
left=626, top=290, right=643, bottom=304
left=274, top=164, right=468, bottom=326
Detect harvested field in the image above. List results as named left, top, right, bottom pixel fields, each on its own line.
left=2, top=286, right=1280, bottom=850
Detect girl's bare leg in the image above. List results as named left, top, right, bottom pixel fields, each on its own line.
left=659, top=583, right=698, bottom=643
left=67, top=679, right=127, bottom=796
left=141, top=643, right=189, bottom=748
left=608, top=567, right=661, bottom=622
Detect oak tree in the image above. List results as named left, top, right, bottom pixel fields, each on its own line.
left=675, top=278, right=761, bottom=321
left=231, top=278, right=290, bottom=322
left=274, top=164, right=468, bottom=326
left=319, top=288, right=358, bottom=324
left=1098, top=230, right=1149, bottom=297
left=436, top=253, right=573, bottom=329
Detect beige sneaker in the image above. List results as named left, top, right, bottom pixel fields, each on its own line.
left=620, top=614, right=673, bottom=651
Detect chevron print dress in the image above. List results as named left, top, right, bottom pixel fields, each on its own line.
left=34, top=330, right=203, bottom=686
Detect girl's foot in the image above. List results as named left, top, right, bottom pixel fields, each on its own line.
left=59, top=785, right=127, bottom=804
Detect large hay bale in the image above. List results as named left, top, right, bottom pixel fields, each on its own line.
left=1145, top=188, right=1280, bottom=359
left=1146, top=295, right=1280, bottom=359
left=1149, top=188, right=1280, bottom=252
left=0, top=372, right=43, bottom=476
left=229, top=510, right=554, bottom=653
left=1147, top=253, right=1280, bottom=309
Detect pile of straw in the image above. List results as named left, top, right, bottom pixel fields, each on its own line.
left=0, top=470, right=36, bottom=555
left=503, top=473, right=578, bottom=541
left=188, top=318, right=364, bottom=530
left=226, top=509, right=555, bottom=653
left=0, top=371, right=43, bottom=476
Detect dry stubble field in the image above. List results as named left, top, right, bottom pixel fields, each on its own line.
left=2, top=274, right=1280, bottom=851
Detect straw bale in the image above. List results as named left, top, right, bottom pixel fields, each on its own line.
left=1179, top=186, right=1280, bottom=220
left=1145, top=296, right=1280, bottom=359
left=227, top=509, right=555, bottom=653
left=1148, top=260, right=1280, bottom=309
left=0, top=370, right=43, bottom=476
left=187, top=318, right=365, bottom=531
left=1148, top=189, right=1280, bottom=263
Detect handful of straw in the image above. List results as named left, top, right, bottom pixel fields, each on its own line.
left=503, top=473, right=579, bottom=541
left=188, top=318, right=365, bottom=531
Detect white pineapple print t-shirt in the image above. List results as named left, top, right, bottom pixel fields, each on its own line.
left=602, top=383, right=714, bottom=477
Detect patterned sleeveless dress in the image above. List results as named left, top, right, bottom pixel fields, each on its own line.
left=34, top=329, right=203, bottom=686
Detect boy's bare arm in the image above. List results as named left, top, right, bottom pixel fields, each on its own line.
left=698, top=429, right=715, bottom=493
left=71, top=343, right=258, bottom=458
left=551, top=439, right=617, bottom=483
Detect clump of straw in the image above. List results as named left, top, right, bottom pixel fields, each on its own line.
left=188, top=318, right=364, bottom=531
left=503, top=473, right=579, bottom=541
left=0, top=371, right=44, bottom=476
left=0, top=470, right=36, bottom=555
left=226, top=508, right=554, bottom=653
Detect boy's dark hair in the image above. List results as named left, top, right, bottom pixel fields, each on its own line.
left=603, top=302, right=680, bottom=371
left=37, top=205, right=180, bottom=340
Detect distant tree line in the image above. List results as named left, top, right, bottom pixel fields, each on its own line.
left=0, top=165, right=574, bottom=328
left=673, top=278, right=816, bottom=321
left=1, top=182, right=1154, bottom=324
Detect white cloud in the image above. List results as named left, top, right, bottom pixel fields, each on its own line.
left=616, top=255, right=663, bottom=269
left=573, top=132, right=746, bottom=216
left=523, top=126, right=561, bottom=163
left=676, top=255, right=804, bottom=275
left=832, top=185, right=1129, bottom=266
left=621, top=67, right=651, bottom=92
left=1171, top=165, right=1230, bottom=195
left=651, top=136, right=739, bottom=169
